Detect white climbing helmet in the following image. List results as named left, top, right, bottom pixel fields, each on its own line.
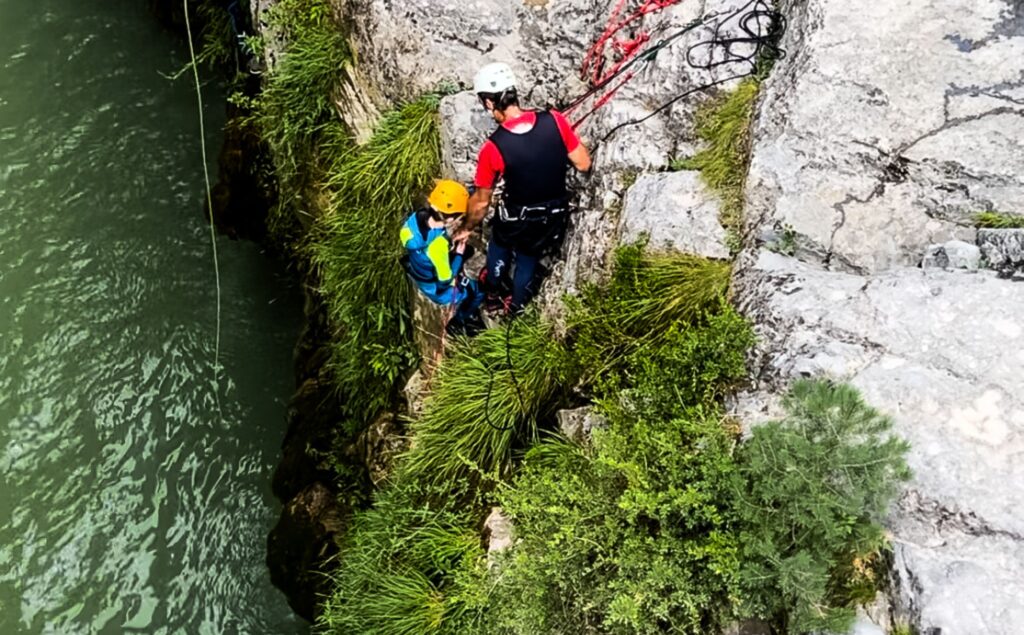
left=473, top=62, right=517, bottom=94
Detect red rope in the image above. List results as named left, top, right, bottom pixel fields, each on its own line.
left=580, top=0, right=682, bottom=87
left=568, top=0, right=684, bottom=126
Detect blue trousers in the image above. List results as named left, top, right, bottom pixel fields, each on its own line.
left=485, top=240, right=543, bottom=314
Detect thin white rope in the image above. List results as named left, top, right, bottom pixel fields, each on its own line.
left=183, top=0, right=223, bottom=414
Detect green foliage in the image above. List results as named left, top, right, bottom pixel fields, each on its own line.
left=674, top=79, right=760, bottom=246
left=309, top=96, right=441, bottom=427
left=974, top=210, right=1024, bottom=228
left=617, top=304, right=754, bottom=417
left=194, top=1, right=236, bottom=71
left=254, top=0, right=350, bottom=185
left=489, top=368, right=744, bottom=633
left=891, top=623, right=915, bottom=635
left=478, top=280, right=753, bottom=634
left=569, top=245, right=733, bottom=388
left=318, top=484, right=488, bottom=635
left=400, top=315, right=575, bottom=489
left=734, top=380, right=911, bottom=633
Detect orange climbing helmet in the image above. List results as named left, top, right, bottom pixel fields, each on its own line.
left=427, top=179, right=470, bottom=215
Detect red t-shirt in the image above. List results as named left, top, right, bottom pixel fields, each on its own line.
left=473, top=110, right=581, bottom=190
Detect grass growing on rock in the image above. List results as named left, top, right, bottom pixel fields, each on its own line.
left=316, top=243, right=911, bottom=634
left=309, top=96, right=442, bottom=428
left=735, top=380, right=911, bottom=632
left=673, top=79, right=760, bottom=247
left=487, top=378, right=910, bottom=635
left=974, top=211, right=1024, bottom=228
left=399, top=315, right=575, bottom=489
left=318, top=484, right=488, bottom=635
left=254, top=0, right=348, bottom=180
left=568, top=246, right=733, bottom=389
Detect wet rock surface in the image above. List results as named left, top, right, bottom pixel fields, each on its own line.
left=267, top=482, right=348, bottom=622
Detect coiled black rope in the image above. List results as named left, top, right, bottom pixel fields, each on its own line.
left=586, top=0, right=787, bottom=145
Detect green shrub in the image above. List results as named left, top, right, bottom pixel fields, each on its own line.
left=974, top=211, right=1024, bottom=228
left=400, top=315, right=575, bottom=489
left=673, top=79, right=760, bottom=244
left=490, top=409, right=741, bottom=634
left=318, top=484, right=488, bottom=635
left=308, top=96, right=441, bottom=428
left=618, top=303, right=754, bottom=417
left=734, top=380, right=911, bottom=633
left=479, top=295, right=753, bottom=634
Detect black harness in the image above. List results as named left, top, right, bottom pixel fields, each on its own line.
left=489, top=111, right=573, bottom=256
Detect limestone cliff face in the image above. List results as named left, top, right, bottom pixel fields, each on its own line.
left=252, top=0, right=1024, bottom=631
left=736, top=1, right=1024, bottom=632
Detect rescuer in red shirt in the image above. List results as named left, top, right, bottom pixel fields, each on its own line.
left=458, top=62, right=592, bottom=315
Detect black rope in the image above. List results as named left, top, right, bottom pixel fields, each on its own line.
left=575, top=0, right=787, bottom=146
left=483, top=318, right=528, bottom=433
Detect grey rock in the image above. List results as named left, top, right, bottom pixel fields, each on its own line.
left=723, top=620, right=772, bottom=635
left=746, top=0, right=1024, bottom=272
left=978, top=228, right=1024, bottom=273
left=484, top=507, right=514, bottom=568
left=557, top=406, right=607, bottom=443
left=921, top=240, right=981, bottom=270
left=440, top=92, right=495, bottom=184
left=847, top=615, right=884, bottom=635
left=734, top=250, right=1024, bottom=635
left=619, top=171, right=731, bottom=258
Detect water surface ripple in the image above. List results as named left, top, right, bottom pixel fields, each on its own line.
left=0, top=1, right=303, bottom=632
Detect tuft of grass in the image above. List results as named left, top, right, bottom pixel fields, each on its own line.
left=309, top=96, right=441, bottom=428
left=399, top=315, right=575, bottom=489
left=891, top=623, right=915, bottom=635
left=568, top=245, right=733, bottom=387
left=254, top=0, right=350, bottom=186
left=974, top=211, right=1024, bottom=228
left=318, top=484, right=487, bottom=635
left=674, top=79, right=761, bottom=247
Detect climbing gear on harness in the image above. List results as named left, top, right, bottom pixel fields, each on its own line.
left=427, top=179, right=469, bottom=215
left=496, top=199, right=570, bottom=223
left=474, top=62, right=517, bottom=95
left=492, top=197, right=571, bottom=257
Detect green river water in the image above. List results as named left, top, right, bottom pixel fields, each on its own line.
left=0, top=1, right=306, bottom=632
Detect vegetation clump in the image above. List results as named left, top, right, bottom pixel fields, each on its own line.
left=400, top=316, right=575, bottom=488
left=734, top=380, right=911, bottom=632
left=974, top=211, right=1024, bottom=229
left=317, top=243, right=909, bottom=635
left=318, top=484, right=488, bottom=635
left=673, top=79, right=761, bottom=245
left=309, top=96, right=442, bottom=427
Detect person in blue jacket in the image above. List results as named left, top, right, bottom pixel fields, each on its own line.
left=400, top=180, right=484, bottom=333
